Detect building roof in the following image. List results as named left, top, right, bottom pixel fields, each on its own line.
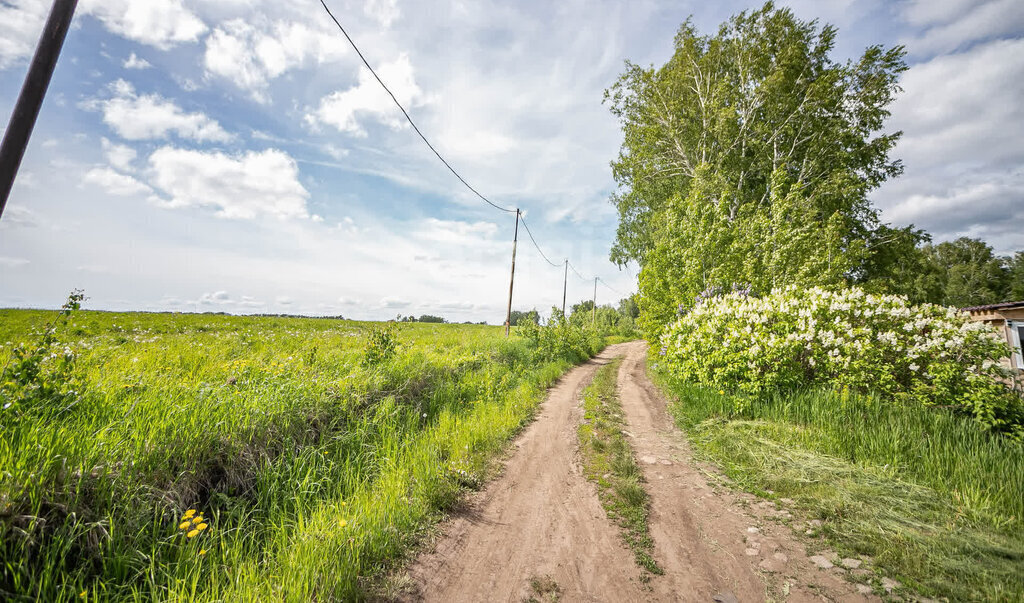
left=962, top=300, right=1024, bottom=312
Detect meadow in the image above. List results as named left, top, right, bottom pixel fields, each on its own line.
left=0, top=307, right=603, bottom=601
left=653, top=367, right=1024, bottom=600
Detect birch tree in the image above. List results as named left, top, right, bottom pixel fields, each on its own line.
left=605, top=3, right=907, bottom=334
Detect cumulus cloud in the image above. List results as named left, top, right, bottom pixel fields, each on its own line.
left=198, top=290, right=231, bottom=305
left=900, top=0, right=1024, bottom=55
left=81, top=0, right=207, bottom=50
left=888, top=38, right=1024, bottom=168
left=0, top=0, right=48, bottom=69
left=147, top=147, right=310, bottom=220
left=123, top=53, right=152, bottom=70
left=101, top=138, right=138, bottom=172
left=82, top=167, right=153, bottom=197
left=364, top=0, right=400, bottom=28
left=305, top=54, right=424, bottom=136
left=874, top=38, right=1024, bottom=254
left=87, top=80, right=233, bottom=142
left=203, top=18, right=348, bottom=100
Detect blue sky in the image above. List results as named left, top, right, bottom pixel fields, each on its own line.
left=0, top=0, right=1022, bottom=321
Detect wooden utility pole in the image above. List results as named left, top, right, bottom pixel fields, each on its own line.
left=592, top=277, right=597, bottom=328
left=0, top=0, right=78, bottom=220
left=561, top=259, right=568, bottom=316
left=504, top=209, right=520, bottom=336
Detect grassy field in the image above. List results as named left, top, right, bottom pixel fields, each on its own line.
left=651, top=357, right=1024, bottom=601
left=0, top=308, right=603, bottom=601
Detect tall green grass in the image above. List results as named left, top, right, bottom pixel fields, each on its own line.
left=652, top=360, right=1024, bottom=600
left=0, top=310, right=603, bottom=601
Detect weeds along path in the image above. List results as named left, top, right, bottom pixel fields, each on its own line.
left=401, top=343, right=649, bottom=602
left=615, top=341, right=874, bottom=602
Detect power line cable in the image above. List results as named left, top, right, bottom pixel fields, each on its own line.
left=319, top=0, right=516, bottom=215
left=567, top=261, right=588, bottom=281
left=597, top=277, right=626, bottom=297
left=519, top=214, right=561, bottom=268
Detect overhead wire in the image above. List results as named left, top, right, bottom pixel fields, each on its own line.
left=320, top=0, right=635, bottom=303
left=597, top=277, right=626, bottom=297
left=518, top=214, right=562, bottom=268
left=566, top=261, right=588, bottom=281
left=319, top=0, right=517, bottom=215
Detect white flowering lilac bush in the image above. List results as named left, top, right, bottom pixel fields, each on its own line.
left=661, top=286, right=1024, bottom=435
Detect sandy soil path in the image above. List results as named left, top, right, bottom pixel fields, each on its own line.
left=400, top=341, right=874, bottom=602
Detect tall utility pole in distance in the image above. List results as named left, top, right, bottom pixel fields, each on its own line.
left=0, top=0, right=78, bottom=219
left=562, top=259, right=568, bottom=316
left=504, top=209, right=520, bottom=337
left=592, top=277, right=597, bottom=328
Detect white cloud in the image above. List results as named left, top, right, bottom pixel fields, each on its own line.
left=900, top=0, right=1024, bottom=55
left=203, top=18, right=349, bottom=100
left=902, top=0, right=980, bottom=26
left=364, top=0, right=400, bottom=28
left=887, top=38, right=1024, bottom=167
left=874, top=38, right=1024, bottom=254
left=306, top=54, right=424, bottom=136
left=198, top=290, right=231, bottom=305
left=87, top=80, right=233, bottom=143
left=81, top=0, right=207, bottom=50
left=82, top=167, right=153, bottom=196
left=148, top=147, right=310, bottom=220
left=0, top=256, right=30, bottom=268
left=101, top=138, right=138, bottom=172
left=0, top=0, right=48, bottom=69
left=0, top=205, right=40, bottom=229
left=415, top=218, right=499, bottom=246
left=123, top=53, right=152, bottom=70
left=380, top=296, right=411, bottom=308
left=275, top=295, right=294, bottom=305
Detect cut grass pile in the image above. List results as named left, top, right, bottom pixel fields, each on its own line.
left=652, top=360, right=1024, bottom=601
left=577, top=357, right=661, bottom=576
left=0, top=309, right=603, bottom=601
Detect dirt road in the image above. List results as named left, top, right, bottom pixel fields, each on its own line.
left=401, top=341, right=872, bottom=602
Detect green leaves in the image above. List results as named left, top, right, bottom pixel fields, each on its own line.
left=0, top=291, right=86, bottom=420
left=605, top=3, right=910, bottom=332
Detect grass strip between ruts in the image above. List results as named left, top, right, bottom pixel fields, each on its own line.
left=578, top=357, right=662, bottom=577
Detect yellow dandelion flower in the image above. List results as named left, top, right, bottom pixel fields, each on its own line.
left=79, top=590, right=87, bottom=598
left=199, top=548, right=207, bottom=556
left=187, top=529, right=199, bottom=538
left=338, top=519, right=348, bottom=528
left=183, top=509, right=196, bottom=518
left=178, top=521, right=190, bottom=530
left=197, top=523, right=208, bottom=531
left=192, top=516, right=203, bottom=524
left=718, top=390, right=725, bottom=395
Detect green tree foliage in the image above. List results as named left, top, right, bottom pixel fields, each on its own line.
left=916, top=238, right=1012, bottom=307
left=509, top=309, right=540, bottom=326
left=1008, top=252, right=1024, bottom=301
left=605, top=2, right=907, bottom=335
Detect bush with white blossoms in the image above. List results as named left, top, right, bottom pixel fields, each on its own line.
left=661, top=286, right=1024, bottom=435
